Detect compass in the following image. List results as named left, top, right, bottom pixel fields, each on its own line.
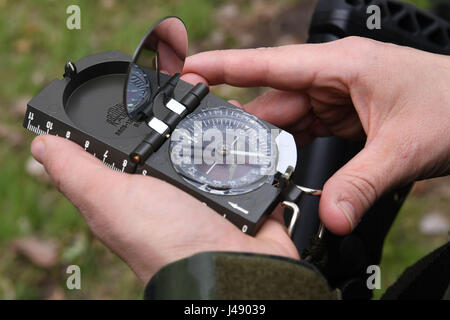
left=170, top=106, right=277, bottom=195
left=24, top=16, right=322, bottom=236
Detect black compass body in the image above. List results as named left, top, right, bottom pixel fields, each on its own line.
left=23, top=17, right=313, bottom=236
left=24, top=49, right=306, bottom=235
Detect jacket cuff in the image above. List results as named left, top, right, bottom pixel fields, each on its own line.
left=145, top=251, right=339, bottom=300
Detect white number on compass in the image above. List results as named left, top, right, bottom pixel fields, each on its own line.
left=46, top=121, right=53, bottom=131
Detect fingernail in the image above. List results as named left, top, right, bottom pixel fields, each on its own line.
left=31, top=139, right=46, bottom=163
left=336, top=200, right=356, bottom=231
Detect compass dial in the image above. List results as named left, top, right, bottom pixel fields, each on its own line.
left=125, top=64, right=151, bottom=118
left=170, top=106, right=278, bottom=195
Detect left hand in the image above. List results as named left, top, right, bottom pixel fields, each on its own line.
left=31, top=133, right=299, bottom=283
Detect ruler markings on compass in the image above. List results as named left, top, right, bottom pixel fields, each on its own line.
left=25, top=109, right=133, bottom=174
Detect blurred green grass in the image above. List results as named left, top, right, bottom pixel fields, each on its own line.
left=0, top=0, right=447, bottom=299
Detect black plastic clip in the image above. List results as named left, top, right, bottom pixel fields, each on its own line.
left=130, top=83, right=209, bottom=164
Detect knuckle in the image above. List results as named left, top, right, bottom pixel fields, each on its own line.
left=341, top=36, right=378, bottom=63
left=342, top=36, right=375, bottom=51
left=337, top=36, right=381, bottom=84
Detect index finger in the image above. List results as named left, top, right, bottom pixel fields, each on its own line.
left=183, top=38, right=369, bottom=91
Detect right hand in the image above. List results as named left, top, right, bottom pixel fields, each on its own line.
left=182, top=37, right=450, bottom=235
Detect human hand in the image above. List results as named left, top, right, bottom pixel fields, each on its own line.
left=183, top=37, right=450, bottom=235
left=30, top=135, right=299, bottom=283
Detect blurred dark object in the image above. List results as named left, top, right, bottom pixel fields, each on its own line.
left=293, top=0, right=450, bottom=300
left=381, top=241, right=450, bottom=300
left=432, top=0, right=450, bottom=22
left=308, top=0, right=450, bottom=54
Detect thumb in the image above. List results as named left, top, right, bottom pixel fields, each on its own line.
left=30, top=135, right=128, bottom=216
left=319, top=140, right=402, bottom=235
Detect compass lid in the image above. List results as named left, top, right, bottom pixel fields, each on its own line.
left=123, top=16, right=188, bottom=121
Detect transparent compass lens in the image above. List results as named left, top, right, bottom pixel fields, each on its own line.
left=169, top=107, right=278, bottom=195
left=125, top=64, right=151, bottom=119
